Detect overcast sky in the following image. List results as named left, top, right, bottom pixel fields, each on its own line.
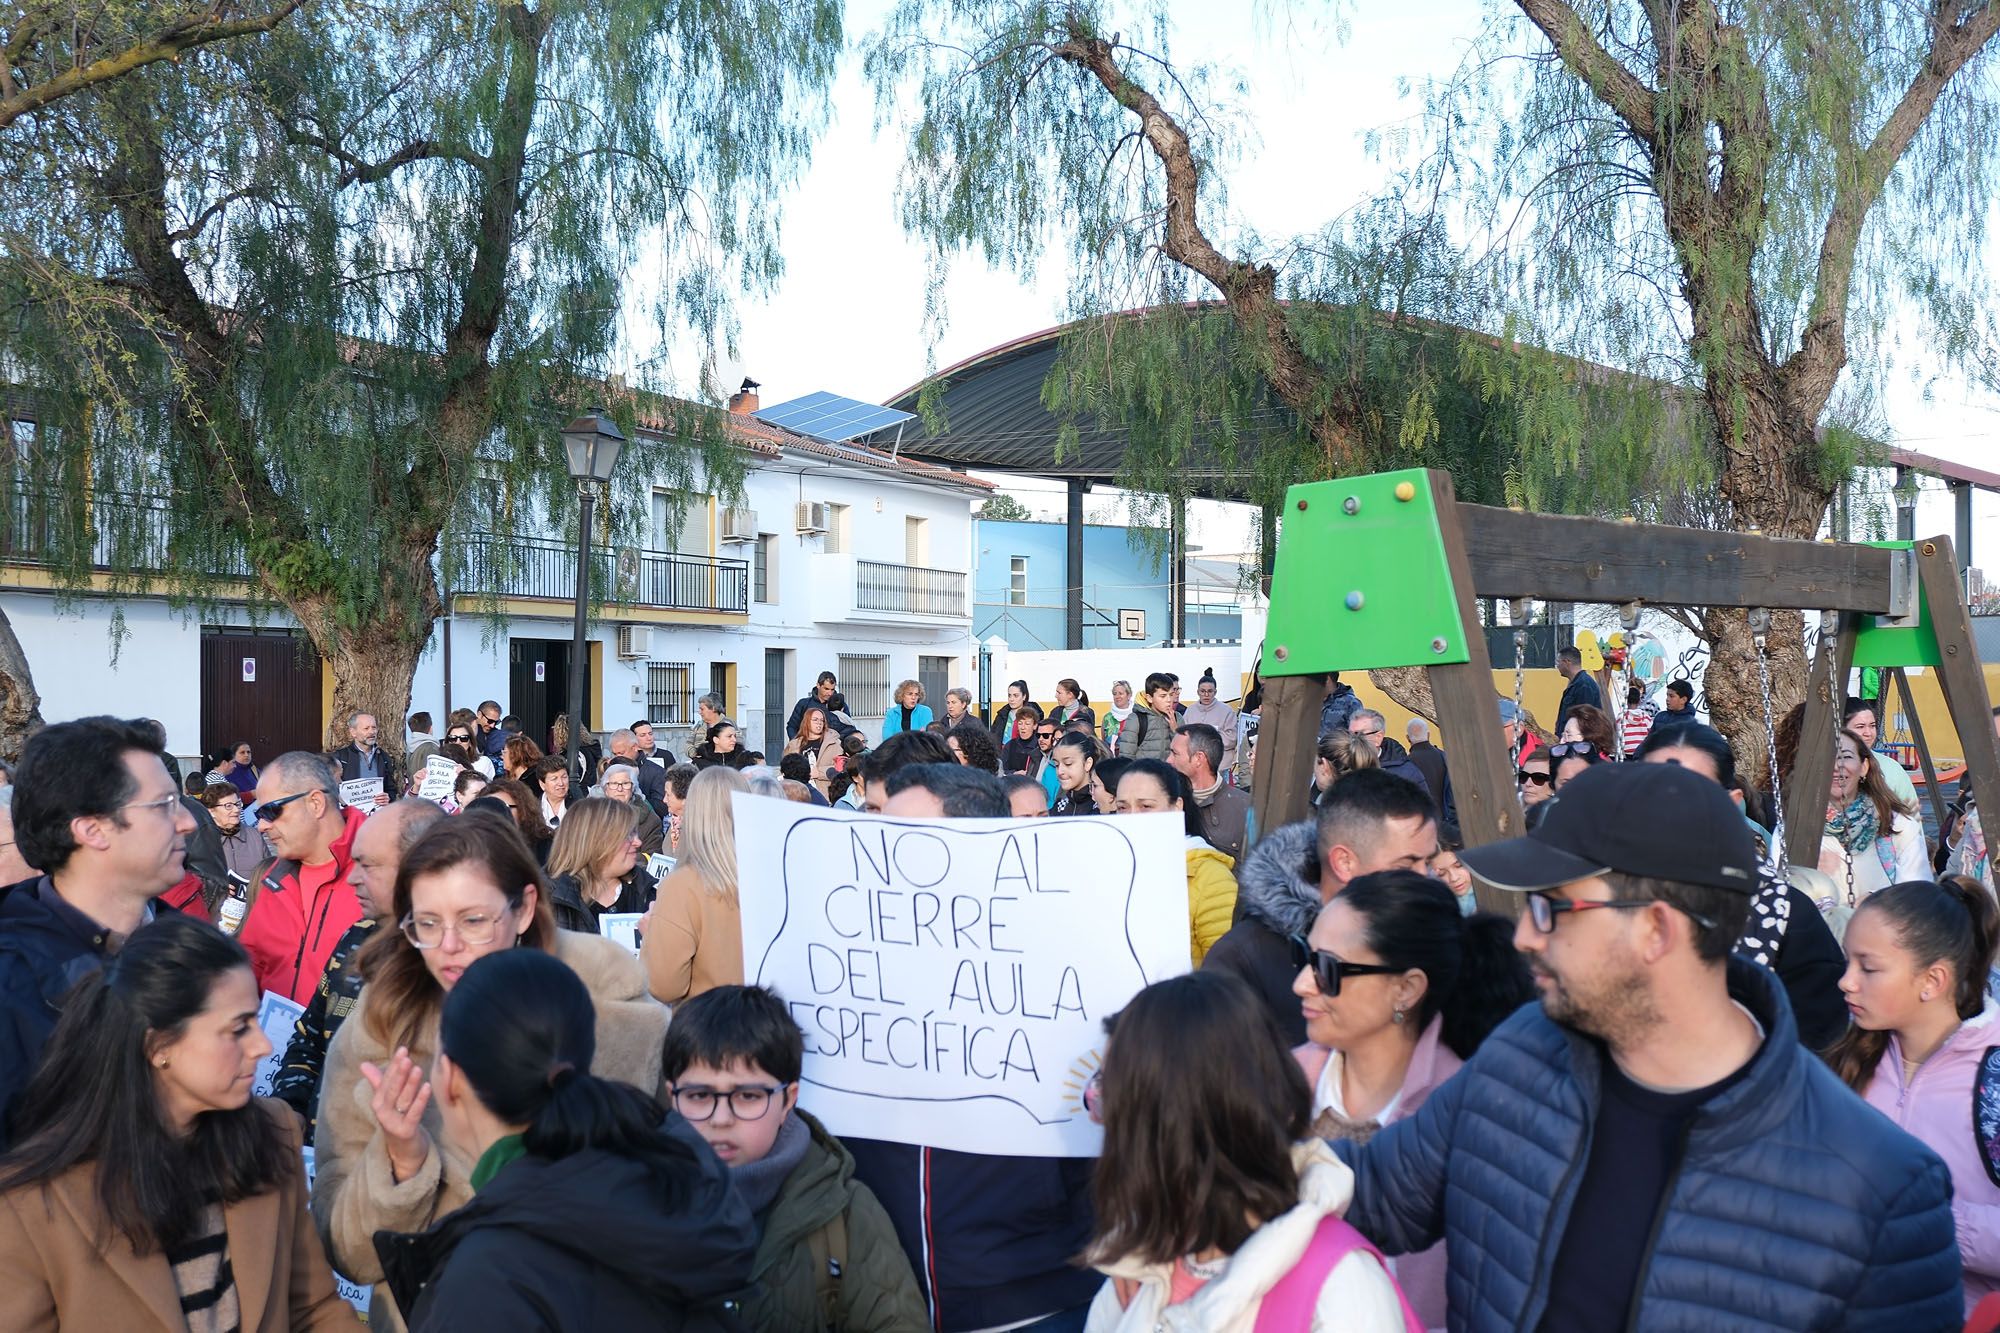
left=632, top=0, right=2000, bottom=561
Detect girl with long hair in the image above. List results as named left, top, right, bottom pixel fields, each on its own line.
left=311, top=813, right=668, bottom=1325
left=1289, top=870, right=1535, bottom=1328
left=1311, top=729, right=1378, bottom=807
left=990, top=678, right=1031, bottom=750
left=783, top=704, right=844, bottom=796
left=479, top=775, right=553, bottom=864
left=1823, top=727, right=1928, bottom=913
left=1050, top=732, right=1102, bottom=817
left=373, top=951, right=753, bottom=1328
left=641, top=766, right=751, bottom=1004
left=1081, top=970, right=1413, bottom=1331
left=1113, top=759, right=1237, bottom=965
left=0, top=914, right=360, bottom=1330
left=1831, top=877, right=2000, bottom=1312
left=501, top=735, right=544, bottom=794
left=545, top=796, right=652, bottom=934
left=693, top=721, right=753, bottom=771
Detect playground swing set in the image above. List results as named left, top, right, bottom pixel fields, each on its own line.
left=1248, top=468, right=2000, bottom=917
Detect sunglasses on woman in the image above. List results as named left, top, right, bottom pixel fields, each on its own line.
left=1517, top=769, right=1553, bottom=786
left=1548, top=741, right=1599, bottom=761
left=1288, top=935, right=1403, bottom=997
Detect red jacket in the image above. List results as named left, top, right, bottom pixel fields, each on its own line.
left=239, top=806, right=367, bottom=1005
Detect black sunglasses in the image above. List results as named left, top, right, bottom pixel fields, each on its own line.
left=1288, top=935, right=1403, bottom=997
left=447, top=731, right=473, bottom=742
left=254, top=790, right=312, bottom=824
left=1517, top=769, right=1553, bottom=786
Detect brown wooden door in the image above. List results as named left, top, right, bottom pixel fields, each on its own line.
left=200, top=629, right=324, bottom=770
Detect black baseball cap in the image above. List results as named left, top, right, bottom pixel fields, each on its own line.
left=1459, top=761, right=1758, bottom=895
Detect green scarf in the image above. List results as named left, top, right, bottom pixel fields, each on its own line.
left=470, top=1133, right=529, bottom=1192
left=1825, top=792, right=1881, bottom=854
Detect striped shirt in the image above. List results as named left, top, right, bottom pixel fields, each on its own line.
left=164, top=1203, right=241, bottom=1333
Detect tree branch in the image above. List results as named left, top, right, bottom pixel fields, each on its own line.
left=0, top=0, right=307, bottom=132
left=1513, top=0, right=1658, bottom=143
left=1048, top=27, right=1366, bottom=473
left=1787, top=0, right=2000, bottom=411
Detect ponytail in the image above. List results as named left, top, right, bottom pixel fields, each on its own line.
left=1827, top=878, right=1998, bottom=1090
left=1337, top=871, right=1536, bottom=1062
left=442, top=950, right=698, bottom=1187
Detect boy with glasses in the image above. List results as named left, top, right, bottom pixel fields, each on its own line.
left=1334, top=762, right=1961, bottom=1330
left=663, top=985, right=925, bottom=1331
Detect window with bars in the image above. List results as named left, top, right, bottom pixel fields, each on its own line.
left=646, top=661, right=695, bottom=724
left=837, top=654, right=890, bottom=718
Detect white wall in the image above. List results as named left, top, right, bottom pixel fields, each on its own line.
left=990, top=640, right=1253, bottom=708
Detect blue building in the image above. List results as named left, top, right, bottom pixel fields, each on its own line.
left=974, top=517, right=1244, bottom=648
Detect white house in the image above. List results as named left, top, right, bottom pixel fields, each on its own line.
left=0, top=390, right=987, bottom=767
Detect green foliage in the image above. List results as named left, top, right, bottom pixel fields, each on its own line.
left=1, top=0, right=841, bottom=659
left=976, top=494, right=1035, bottom=521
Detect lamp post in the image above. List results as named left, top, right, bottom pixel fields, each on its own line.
left=561, top=412, right=625, bottom=777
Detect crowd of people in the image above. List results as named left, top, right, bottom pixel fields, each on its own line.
left=0, top=646, right=1997, bottom=1331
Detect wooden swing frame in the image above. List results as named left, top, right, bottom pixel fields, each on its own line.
left=1249, top=471, right=2000, bottom=916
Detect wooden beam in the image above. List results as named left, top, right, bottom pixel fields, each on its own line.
left=1460, top=506, right=1897, bottom=613
left=1890, top=667, right=1949, bottom=837
left=1785, top=615, right=1854, bottom=866
left=1915, top=537, right=2000, bottom=872
left=1249, top=672, right=1321, bottom=848
left=1425, top=473, right=1524, bottom=908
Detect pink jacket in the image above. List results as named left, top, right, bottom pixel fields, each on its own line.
left=1862, top=998, right=2000, bottom=1312
left=1295, top=1016, right=1462, bottom=1332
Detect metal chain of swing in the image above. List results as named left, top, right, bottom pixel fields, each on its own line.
left=1750, top=608, right=1786, bottom=877
left=1510, top=599, right=1530, bottom=751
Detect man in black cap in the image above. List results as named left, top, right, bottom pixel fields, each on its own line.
left=1331, top=762, right=1960, bottom=1331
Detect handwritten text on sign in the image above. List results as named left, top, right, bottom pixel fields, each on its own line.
left=735, top=798, right=1190, bottom=1156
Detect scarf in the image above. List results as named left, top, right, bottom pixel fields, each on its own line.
left=1826, top=792, right=1881, bottom=853
left=470, top=1133, right=529, bottom=1191
left=1735, top=820, right=1794, bottom=968
left=730, top=1111, right=810, bottom=1225
left=1106, top=702, right=1134, bottom=725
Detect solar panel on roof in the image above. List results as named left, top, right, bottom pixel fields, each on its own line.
left=753, top=391, right=916, bottom=444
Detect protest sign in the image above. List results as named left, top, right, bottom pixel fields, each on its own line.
left=599, top=912, right=644, bottom=955
left=250, top=991, right=305, bottom=1097
left=338, top=778, right=383, bottom=809
left=734, top=797, right=1191, bottom=1156
left=646, top=852, right=676, bottom=881
left=416, top=755, right=461, bottom=801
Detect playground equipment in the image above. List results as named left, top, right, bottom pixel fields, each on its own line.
left=1250, top=468, right=2000, bottom=916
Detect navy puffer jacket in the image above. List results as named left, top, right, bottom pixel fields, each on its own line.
left=1334, top=958, right=1961, bottom=1331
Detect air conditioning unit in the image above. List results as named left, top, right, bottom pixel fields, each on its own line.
left=795, top=501, right=830, bottom=535
left=720, top=507, right=758, bottom=543
left=615, top=624, right=652, bottom=660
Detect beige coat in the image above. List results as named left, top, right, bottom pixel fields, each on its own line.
left=311, top=928, right=668, bottom=1329
left=784, top=732, right=845, bottom=796
left=0, top=1099, right=362, bottom=1332
left=641, top=862, right=743, bottom=1004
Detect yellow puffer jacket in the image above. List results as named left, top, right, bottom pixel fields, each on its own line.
left=1186, top=837, right=1239, bottom=966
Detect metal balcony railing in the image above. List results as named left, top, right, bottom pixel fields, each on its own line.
left=1, top=488, right=250, bottom=575
left=856, top=559, right=967, bottom=617
left=457, top=534, right=749, bottom=615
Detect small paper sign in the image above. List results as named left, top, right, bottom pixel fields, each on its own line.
left=338, top=778, right=384, bottom=809
left=534, top=660, right=546, bottom=682
left=241, top=657, right=256, bottom=683
left=251, top=990, right=305, bottom=1097
left=599, top=912, right=645, bottom=954
left=416, top=755, right=460, bottom=801
left=299, top=1148, right=373, bottom=1315
left=646, top=853, right=675, bottom=881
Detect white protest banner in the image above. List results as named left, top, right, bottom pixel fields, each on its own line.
left=599, top=912, right=645, bottom=955
left=250, top=990, right=305, bottom=1097
left=734, top=797, right=1191, bottom=1157
left=338, top=777, right=383, bottom=809
left=416, top=755, right=460, bottom=801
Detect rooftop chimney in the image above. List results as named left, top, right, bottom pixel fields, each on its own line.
left=729, top=376, right=761, bottom=415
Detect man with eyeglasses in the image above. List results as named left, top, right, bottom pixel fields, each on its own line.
left=0, top=716, right=197, bottom=1147
left=1348, top=708, right=1446, bottom=818
left=474, top=698, right=508, bottom=763
left=243, top=751, right=369, bottom=1005
left=1332, top=761, right=1962, bottom=1331
left=608, top=728, right=670, bottom=817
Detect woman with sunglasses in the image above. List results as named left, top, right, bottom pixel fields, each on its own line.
left=1517, top=749, right=1554, bottom=808
left=440, top=725, right=494, bottom=780
left=1078, top=969, right=1414, bottom=1331
left=372, top=950, right=753, bottom=1329
left=1289, top=869, right=1533, bottom=1330
left=313, top=813, right=669, bottom=1326
left=1549, top=741, right=1603, bottom=792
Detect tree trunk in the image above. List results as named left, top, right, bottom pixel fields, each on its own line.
left=304, top=611, right=432, bottom=760
left=0, top=606, right=46, bottom=761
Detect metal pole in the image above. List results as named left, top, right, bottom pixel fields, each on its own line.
left=1065, top=478, right=1085, bottom=650
left=567, top=482, right=593, bottom=776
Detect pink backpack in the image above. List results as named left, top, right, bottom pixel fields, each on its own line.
left=1252, top=1216, right=1424, bottom=1333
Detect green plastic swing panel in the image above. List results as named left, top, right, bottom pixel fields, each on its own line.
left=1849, top=540, right=1944, bottom=669
left=1260, top=469, right=1470, bottom=677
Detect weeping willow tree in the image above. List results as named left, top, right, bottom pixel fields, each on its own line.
left=1, top=0, right=841, bottom=749
left=866, top=0, right=1707, bottom=720
left=1396, top=0, right=2000, bottom=763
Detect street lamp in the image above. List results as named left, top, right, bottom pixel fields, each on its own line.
left=561, top=412, right=625, bottom=777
